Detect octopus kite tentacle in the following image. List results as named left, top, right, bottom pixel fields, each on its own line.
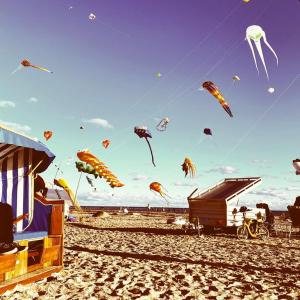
left=181, top=157, right=196, bottom=178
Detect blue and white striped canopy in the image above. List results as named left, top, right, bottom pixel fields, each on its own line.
left=0, top=124, right=55, bottom=232
left=0, top=124, right=55, bottom=173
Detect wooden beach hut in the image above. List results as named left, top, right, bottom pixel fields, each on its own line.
left=0, top=125, right=66, bottom=295
left=287, top=196, right=300, bottom=239
left=187, top=177, right=265, bottom=229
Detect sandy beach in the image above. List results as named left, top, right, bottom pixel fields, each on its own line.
left=2, top=213, right=300, bottom=299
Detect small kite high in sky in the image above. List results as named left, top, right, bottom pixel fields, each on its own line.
left=102, top=139, right=110, bottom=149
left=232, top=75, right=240, bottom=82
left=89, top=13, right=96, bottom=20
left=203, top=128, right=212, bottom=136
left=181, top=157, right=196, bottom=178
left=43, top=130, right=53, bottom=141
left=149, top=182, right=170, bottom=204
left=246, top=25, right=278, bottom=80
left=156, top=117, right=170, bottom=132
left=202, top=81, right=233, bottom=117
left=134, top=126, right=156, bottom=167
left=21, top=59, right=53, bottom=74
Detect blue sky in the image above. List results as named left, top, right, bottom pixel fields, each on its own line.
left=0, top=0, right=300, bottom=209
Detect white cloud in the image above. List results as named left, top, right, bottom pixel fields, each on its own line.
left=206, top=166, right=238, bottom=174
left=132, top=174, right=149, bottom=181
left=0, top=120, right=31, bottom=132
left=83, top=118, right=113, bottom=128
left=0, top=101, right=16, bottom=108
left=251, top=159, right=272, bottom=168
left=173, top=181, right=197, bottom=187
left=77, top=189, right=189, bottom=208
left=28, top=97, right=38, bottom=103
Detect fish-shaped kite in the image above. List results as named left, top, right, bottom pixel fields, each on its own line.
left=202, top=81, right=233, bottom=118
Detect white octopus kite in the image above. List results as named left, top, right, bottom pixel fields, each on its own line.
left=246, top=25, right=278, bottom=80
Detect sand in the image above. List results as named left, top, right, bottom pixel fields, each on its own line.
left=2, top=213, right=300, bottom=299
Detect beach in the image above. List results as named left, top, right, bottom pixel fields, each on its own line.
left=2, top=212, right=300, bottom=299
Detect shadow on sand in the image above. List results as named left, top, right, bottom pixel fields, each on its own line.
left=65, top=245, right=299, bottom=277
left=68, top=222, right=191, bottom=236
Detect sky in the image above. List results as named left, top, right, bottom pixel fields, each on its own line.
left=0, top=0, right=299, bottom=210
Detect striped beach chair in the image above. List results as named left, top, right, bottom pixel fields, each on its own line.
left=0, top=146, right=34, bottom=233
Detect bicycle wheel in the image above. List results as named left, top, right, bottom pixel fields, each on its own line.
left=237, top=226, right=248, bottom=240
left=257, top=225, right=269, bottom=240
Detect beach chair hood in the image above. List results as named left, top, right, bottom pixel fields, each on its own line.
left=0, top=124, right=55, bottom=173
left=0, top=124, right=55, bottom=232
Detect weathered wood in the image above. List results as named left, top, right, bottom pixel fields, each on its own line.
left=0, top=266, right=63, bottom=295
left=50, top=205, right=63, bottom=235
left=41, top=245, right=60, bottom=265
left=0, top=254, right=16, bottom=275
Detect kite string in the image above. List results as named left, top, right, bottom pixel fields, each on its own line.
left=152, top=0, right=273, bottom=119
left=220, top=73, right=300, bottom=165
left=123, top=1, right=243, bottom=115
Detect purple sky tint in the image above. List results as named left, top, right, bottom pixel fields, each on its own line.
left=0, top=0, right=299, bottom=209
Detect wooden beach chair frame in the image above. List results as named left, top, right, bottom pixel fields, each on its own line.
left=0, top=124, right=64, bottom=295
left=0, top=193, right=64, bottom=295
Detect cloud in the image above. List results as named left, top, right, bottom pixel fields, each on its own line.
left=206, top=166, right=238, bottom=174
left=83, top=118, right=113, bottom=128
left=77, top=189, right=189, bottom=208
left=132, top=174, right=149, bottom=181
left=28, top=97, right=38, bottom=103
left=0, top=120, right=31, bottom=132
left=173, top=181, right=197, bottom=187
left=0, top=101, right=16, bottom=108
left=251, top=159, right=272, bottom=168
left=285, top=186, right=300, bottom=192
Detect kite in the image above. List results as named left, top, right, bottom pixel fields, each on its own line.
left=203, top=128, right=212, bottom=136
left=80, top=126, right=84, bottom=130
left=156, top=72, right=162, bottom=78
left=44, top=131, right=53, bottom=141
left=53, top=178, right=82, bottom=211
left=86, top=176, right=97, bottom=191
left=292, top=159, right=300, bottom=175
left=75, top=161, right=99, bottom=178
left=134, top=126, right=156, bottom=167
left=181, top=157, right=196, bottom=178
left=21, top=59, right=53, bottom=74
left=77, top=150, right=124, bottom=188
left=268, top=87, right=275, bottom=94
left=102, top=139, right=110, bottom=149
left=232, top=75, right=240, bottom=81
left=149, top=182, right=170, bottom=204
left=202, top=81, right=233, bottom=117
left=156, top=117, right=170, bottom=132
left=243, top=0, right=251, bottom=2
left=89, top=13, right=96, bottom=20
left=246, top=25, right=278, bottom=80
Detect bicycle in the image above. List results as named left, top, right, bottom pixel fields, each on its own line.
left=236, top=208, right=269, bottom=240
